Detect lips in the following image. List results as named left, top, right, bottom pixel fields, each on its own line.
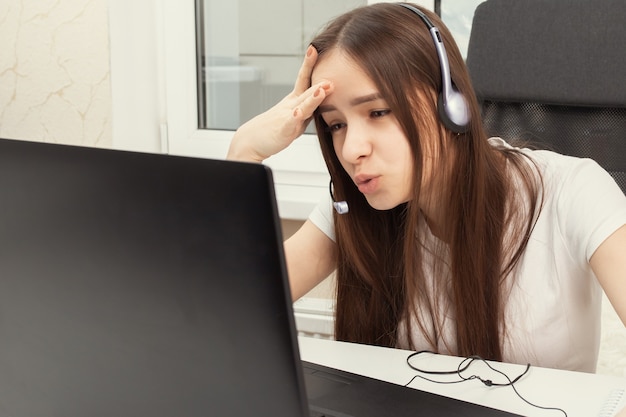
left=354, top=174, right=380, bottom=194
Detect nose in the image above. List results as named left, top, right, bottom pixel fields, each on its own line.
left=338, top=121, right=372, bottom=164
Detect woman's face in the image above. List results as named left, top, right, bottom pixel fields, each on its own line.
left=312, top=49, right=415, bottom=211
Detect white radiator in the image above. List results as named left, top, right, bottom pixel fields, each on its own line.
left=293, top=297, right=335, bottom=340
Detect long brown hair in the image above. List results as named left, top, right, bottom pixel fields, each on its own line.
left=310, top=3, right=543, bottom=361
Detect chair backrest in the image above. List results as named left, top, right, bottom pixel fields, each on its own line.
left=465, top=0, right=626, bottom=194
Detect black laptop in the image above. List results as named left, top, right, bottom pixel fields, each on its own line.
left=0, top=138, right=521, bottom=416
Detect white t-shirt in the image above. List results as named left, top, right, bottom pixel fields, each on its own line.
left=308, top=138, right=626, bottom=372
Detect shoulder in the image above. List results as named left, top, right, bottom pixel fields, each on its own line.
left=490, top=137, right=626, bottom=261
left=489, top=137, right=619, bottom=194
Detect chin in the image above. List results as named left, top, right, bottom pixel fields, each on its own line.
left=365, top=196, right=403, bottom=211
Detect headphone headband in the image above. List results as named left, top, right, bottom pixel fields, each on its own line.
left=399, top=3, right=470, bottom=133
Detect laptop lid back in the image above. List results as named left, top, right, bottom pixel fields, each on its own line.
left=0, top=138, right=308, bottom=417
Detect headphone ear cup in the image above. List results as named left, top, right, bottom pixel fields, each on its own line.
left=437, top=87, right=470, bottom=134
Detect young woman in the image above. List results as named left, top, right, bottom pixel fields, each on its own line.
left=227, top=3, right=626, bottom=373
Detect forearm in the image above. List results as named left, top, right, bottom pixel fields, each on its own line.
left=226, top=128, right=266, bottom=163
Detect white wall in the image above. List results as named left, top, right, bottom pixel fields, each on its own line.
left=108, top=0, right=166, bottom=153
left=0, top=0, right=112, bottom=147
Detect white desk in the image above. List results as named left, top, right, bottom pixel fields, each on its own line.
left=299, top=336, right=626, bottom=417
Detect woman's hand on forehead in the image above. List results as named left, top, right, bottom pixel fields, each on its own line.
left=227, top=45, right=333, bottom=162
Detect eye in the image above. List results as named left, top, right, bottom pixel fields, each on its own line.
left=370, top=109, right=391, bottom=118
left=325, top=122, right=346, bottom=134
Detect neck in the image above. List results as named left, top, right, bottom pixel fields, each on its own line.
left=420, top=201, right=448, bottom=242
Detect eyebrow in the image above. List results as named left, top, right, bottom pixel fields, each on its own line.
left=317, top=93, right=384, bottom=114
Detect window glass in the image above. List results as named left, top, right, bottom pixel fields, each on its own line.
left=196, top=0, right=366, bottom=131
left=440, top=0, right=486, bottom=58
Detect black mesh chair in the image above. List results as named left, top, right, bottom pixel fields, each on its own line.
left=466, top=0, right=626, bottom=194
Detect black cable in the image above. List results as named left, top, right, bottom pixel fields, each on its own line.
left=406, top=350, right=473, bottom=375
left=405, top=351, right=568, bottom=416
left=456, top=355, right=530, bottom=387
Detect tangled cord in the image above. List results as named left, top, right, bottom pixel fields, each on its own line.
left=405, top=350, right=567, bottom=416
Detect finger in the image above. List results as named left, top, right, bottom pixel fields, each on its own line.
left=293, top=82, right=333, bottom=122
left=293, top=45, right=318, bottom=95
left=289, top=81, right=331, bottom=112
